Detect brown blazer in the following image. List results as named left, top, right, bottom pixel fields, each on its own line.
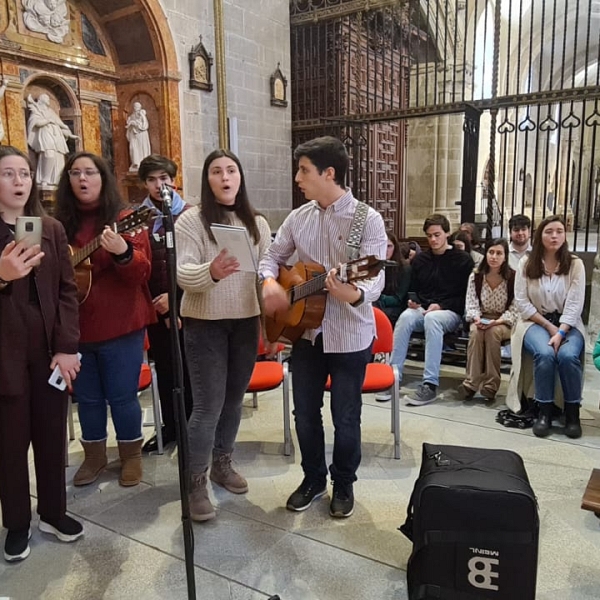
left=0, top=216, right=79, bottom=395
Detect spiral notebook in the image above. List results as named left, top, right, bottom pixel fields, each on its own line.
left=210, top=223, right=257, bottom=272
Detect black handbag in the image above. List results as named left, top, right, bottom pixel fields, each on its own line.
left=400, top=443, right=539, bottom=600
left=542, top=311, right=562, bottom=327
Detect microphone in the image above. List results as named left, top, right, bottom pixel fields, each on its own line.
left=160, top=183, right=173, bottom=208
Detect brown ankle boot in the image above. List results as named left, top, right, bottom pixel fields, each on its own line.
left=117, top=439, right=143, bottom=486
left=189, top=471, right=216, bottom=521
left=210, top=453, right=248, bottom=494
left=73, top=439, right=107, bottom=486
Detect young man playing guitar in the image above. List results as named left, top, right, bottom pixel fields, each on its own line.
left=260, top=136, right=387, bottom=518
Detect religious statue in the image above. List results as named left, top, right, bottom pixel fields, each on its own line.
left=193, top=57, right=207, bottom=84
left=22, top=0, right=70, bottom=44
left=126, top=102, right=152, bottom=171
left=26, top=93, right=78, bottom=187
left=0, top=80, right=7, bottom=143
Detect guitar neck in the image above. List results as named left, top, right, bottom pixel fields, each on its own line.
left=290, top=271, right=329, bottom=303
left=72, top=237, right=102, bottom=266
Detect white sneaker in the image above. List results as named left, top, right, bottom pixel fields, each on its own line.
left=375, top=392, right=391, bottom=402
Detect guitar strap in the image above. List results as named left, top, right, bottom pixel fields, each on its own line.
left=346, top=201, right=369, bottom=260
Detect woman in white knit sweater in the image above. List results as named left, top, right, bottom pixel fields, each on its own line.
left=175, top=149, right=271, bottom=521
left=507, top=215, right=585, bottom=439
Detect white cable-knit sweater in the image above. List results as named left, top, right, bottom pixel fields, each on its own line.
left=175, top=207, right=271, bottom=320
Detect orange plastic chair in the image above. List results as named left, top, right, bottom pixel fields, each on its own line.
left=325, top=306, right=400, bottom=458
left=246, top=337, right=291, bottom=456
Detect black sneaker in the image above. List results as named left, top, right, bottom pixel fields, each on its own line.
left=39, top=515, right=84, bottom=543
left=286, top=478, right=327, bottom=512
left=330, top=482, right=354, bottom=518
left=4, top=527, right=31, bottom=562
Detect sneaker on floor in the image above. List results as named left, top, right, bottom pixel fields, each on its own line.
left=286, top=478, right=327, bottom=512
left=405, top=383, right=438, bottom=406
left=39, top=515, right=84, bottom=543
left=4, top=528, right=31, bottom=562
left=330, top=482, right=354, bottom=518
left=375, top=391, right=391, bottom=402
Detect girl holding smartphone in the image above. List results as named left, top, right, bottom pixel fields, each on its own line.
left=0, top=146, right=82, bottom=562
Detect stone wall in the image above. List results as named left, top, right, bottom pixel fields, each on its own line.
left=160, top=0, right=292, bottom=228
left=405, top=114, right=464, bottom=235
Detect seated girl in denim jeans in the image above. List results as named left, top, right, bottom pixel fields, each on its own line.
left=507, top=215, right=586, bottom=439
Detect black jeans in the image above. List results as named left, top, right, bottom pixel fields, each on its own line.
left=184, top=316, right=259, bottom=474
left=291, top=334, right=372, bottom=486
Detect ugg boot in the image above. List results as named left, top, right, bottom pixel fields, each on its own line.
left=532, top=402, right=553, bottom=438
left=210, top=452, right=248, bottom=494
left=189, top=471, right=216, bottom=521
left=73, top=439, right=107, bottom=486
left=564, top=403, right=582, bottom=439
left=117, top=439, right=143, bottom=486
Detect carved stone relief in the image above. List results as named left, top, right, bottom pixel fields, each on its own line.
left=22, top=0, right=70, bottom=44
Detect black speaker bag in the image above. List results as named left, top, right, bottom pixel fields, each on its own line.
left=400, top=443, right=539, bottom=600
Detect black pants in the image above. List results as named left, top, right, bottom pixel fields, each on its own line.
left=0, top=307, right=68, bottom=531
left=147, top=319, right=193, bottom=438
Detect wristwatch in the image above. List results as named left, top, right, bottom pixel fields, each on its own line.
left=350, top=287, right=365, bottom=307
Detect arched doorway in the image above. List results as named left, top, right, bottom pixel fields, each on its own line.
left=0, top=0, right=181, bottom=203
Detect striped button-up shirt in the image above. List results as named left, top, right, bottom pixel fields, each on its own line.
left=259, top=190, right=387, bottom=353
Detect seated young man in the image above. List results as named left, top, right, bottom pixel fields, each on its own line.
left=390, top=214, right=474, bottom=405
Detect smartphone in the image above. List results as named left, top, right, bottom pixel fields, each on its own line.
left=479, top=318, right=492, bottom=325
left=48, top=353, right=82, bottom=391
left=15, top=216, right=42, bottom=248
left=408, top=292, right=420, bottom=304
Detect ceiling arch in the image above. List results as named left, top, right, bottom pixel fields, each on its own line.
left=84, top=0, right=179, bottom=75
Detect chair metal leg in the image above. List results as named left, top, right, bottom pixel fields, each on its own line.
left=252, top=392, right=258, bottom=408
left=282, top=363, right=291, bottom=456
left=149, top=360, right=164, bottom=455
left=391, top=366, right=401, bottom=459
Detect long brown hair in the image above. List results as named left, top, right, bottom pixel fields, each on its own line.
left=200, top=149, right=261, bottom=244
left=54, top=152, right=124, bottom=242
left=0, top=146, right=44, bottom=217
left=386, top=230, right=408, bottom=266
left=477, top=238, right=512, bottom=280
left=525, top=215, right=573, bottom=279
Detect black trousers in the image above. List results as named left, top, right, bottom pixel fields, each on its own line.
left=0, top=307, right=68, bottom=531
left=147, top=319, right=193, bottom=438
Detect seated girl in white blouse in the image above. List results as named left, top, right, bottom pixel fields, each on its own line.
left=507, top=215, right=586, bottom=439
left=459, top=238, right=517, bottom=400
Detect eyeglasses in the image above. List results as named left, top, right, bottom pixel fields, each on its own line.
left=1, top=169, right=33, bottom=181
left=68, top=169, right=100, bottom=178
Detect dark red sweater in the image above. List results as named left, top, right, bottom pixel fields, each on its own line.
left=73, top=209, right=156, bottom=344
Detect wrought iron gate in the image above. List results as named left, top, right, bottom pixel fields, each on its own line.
left=290, top=0, right=600, bottom=250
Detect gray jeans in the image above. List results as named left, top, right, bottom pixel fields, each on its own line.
left=184, top=316, right=259, bottom=473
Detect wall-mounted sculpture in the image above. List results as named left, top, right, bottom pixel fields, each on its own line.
left=22, top=0, right=70, bottom=44
left=26, top=93, right=78, bottom=187
left=126, top=101, right=151, bottom=171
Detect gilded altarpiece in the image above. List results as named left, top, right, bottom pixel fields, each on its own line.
left=0, top=0, right=181, bottom=205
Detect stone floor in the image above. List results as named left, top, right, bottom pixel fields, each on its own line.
left=2, top=357, right=600, bottom=599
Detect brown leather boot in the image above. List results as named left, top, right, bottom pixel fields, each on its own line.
left=189, top=471, right=216, bottom=521
left=73, top=439, right=107, bottom=486
left=117, top=439, right=143, bottom=487
left=210, top=452, right=248, bottom=494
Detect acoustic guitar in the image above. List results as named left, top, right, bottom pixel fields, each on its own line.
left=70, top=206, right=155, bottom=304
left=264, top=255, right=387, bottom=343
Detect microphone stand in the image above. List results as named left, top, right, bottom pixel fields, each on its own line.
left=160, top=184, right=196, bottom=599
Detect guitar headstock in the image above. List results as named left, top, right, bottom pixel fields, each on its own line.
left=116, top=207, right=157, bottom=237
left=339, top=255, right=386, bottom=283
